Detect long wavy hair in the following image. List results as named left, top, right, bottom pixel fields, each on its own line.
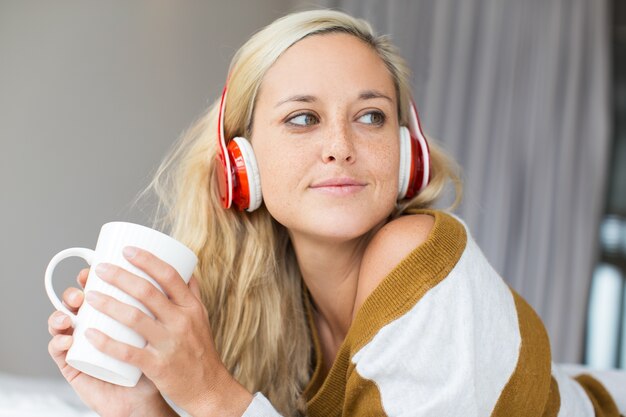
left=142, top=9, right=461, bottom=416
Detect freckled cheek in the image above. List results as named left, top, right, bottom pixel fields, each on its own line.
left=257, top=151, right=306, bottom=206
left=368, top=142, right=399, bottom=187
left=259, top=166, right=301, bottom=227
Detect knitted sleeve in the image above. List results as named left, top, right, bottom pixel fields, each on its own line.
left=241, top=393, right=283, bottom=417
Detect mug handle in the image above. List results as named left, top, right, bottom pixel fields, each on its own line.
left=44, top=247, right=95, bottom=326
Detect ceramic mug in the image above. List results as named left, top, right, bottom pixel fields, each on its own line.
left=44, top=222, right=198, bottom=387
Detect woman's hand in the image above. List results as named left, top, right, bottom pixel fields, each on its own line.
left=47, top=268, right=175, bottom=417
left=83, top=247, right=253, bottom=416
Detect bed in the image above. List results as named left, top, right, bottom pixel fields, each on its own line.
left=0, top=372, right=189, bottom=417
left=0, top=366, right=624, bottom=416
left=0, top=371, right=95, bottom=417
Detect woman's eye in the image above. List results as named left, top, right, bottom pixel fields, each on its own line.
left=287, top=113, right=319, bottom=126
left=358, top=111, right=386, bottom=126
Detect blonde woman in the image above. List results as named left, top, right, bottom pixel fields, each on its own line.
left=47, top=9, right=619, bottom=417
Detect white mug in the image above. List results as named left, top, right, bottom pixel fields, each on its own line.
left=44, top=221, right=198, bottom=387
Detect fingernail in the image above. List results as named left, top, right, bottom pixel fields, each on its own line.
left=68, top=290, right=82, bottom=303
left=123, top=246, right=138, bottom=259
left=60, top=335, right=72, bottom=347
left=54, top=315, right=67, bottom=326
left=95, top=263, right=110, bottom=276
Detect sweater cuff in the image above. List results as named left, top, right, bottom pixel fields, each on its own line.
left=241, top=393, right=283, bottom=417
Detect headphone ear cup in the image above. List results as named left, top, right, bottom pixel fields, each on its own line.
left=231, top=137, right=262, bottom=212
left=397, top=126, right=412, bottom=200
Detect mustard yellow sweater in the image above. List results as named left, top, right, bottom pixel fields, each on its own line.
left=242, top=210, right=620, bottom=416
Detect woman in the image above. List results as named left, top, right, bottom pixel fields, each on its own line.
left=47, top=9, right=619, bottom=417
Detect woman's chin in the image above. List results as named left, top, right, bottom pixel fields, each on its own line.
left=267, top=196, right=395, bottom=242
left=295, top=212, right=388, bottom=243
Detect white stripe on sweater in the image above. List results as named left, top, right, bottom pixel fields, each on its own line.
left=351, top=225, right=521, bottom=417
left=552, top=363, right=595, bottom=417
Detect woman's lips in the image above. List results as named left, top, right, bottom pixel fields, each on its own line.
left=309, top=178, right=367, bottom=195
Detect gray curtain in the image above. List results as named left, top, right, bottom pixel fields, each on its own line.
left=308, top=0, right=611, bottom=363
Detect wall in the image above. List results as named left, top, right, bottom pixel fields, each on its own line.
left=0, top=0, right=293, bottom=378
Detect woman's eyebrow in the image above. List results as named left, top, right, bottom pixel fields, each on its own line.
left=358, top=90, right=392, bottom=102
left=275, top=94, right=317, bottom=108
left=274, top=90, right=392, bottom=108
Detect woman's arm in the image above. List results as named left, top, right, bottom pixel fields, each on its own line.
left=128, top=395, right=179, bottom=417
left=181, top=366, right=253, bottom=416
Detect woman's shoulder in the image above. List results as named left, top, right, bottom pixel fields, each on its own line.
left=352, top=212, right=436, bottom=319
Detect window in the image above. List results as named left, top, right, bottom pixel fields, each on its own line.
left=585, top=217, right=626, bottom=368
left=584, top=0, right=626, bottom=370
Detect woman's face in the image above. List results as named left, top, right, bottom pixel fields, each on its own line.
left=250, top=33, right=400, bottom=243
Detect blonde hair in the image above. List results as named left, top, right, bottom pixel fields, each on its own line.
left=144, top=9, right=461, bottom=416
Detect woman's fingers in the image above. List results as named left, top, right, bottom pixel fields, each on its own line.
left=121, top=247, right=194, bottom=306
left=84, top=328, right=147, bottom=371
left=62, top=287, right=84, bottom=313
left=47, top=334, right=81, bottom=383
left=48, top=311, right=73, bottom=336
left=85, top=291, right=165, bottom=344
left=50, top=269, right=88, bottom=336
left=48, top=333, right=72, bottom=355
left=94, top=263, right=173, bottom=321
left=188, top=275, right=202, bottom=302
left=47, top=311, right=78, bottom=380
left=77, top=267, right=89, bottom=288
left=48, top=333, right=72, bottom=366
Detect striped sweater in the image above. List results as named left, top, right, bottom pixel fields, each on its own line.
left=242, top=210, right=620, bottom=416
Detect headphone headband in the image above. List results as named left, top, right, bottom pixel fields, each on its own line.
left=216, top=85, right=233, bottom=209
left=407, top=99, right=431, bottom=197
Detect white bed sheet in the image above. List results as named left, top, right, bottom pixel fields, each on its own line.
left=0, top=372, right=96, bottom=417
left=0, top=372, right=190, bottom=417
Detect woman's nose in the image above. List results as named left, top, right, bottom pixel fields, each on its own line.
left=322, top=123, right=355, bottom=164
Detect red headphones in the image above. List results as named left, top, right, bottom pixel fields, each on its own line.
left=216, top=84, right=431, bottom=212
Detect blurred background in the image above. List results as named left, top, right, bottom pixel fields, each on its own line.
left=0, top=0, right=624, bottom=383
